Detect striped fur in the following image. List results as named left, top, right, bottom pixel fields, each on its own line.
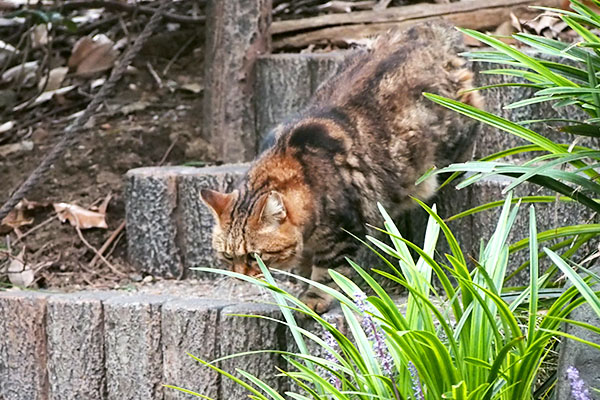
left=201, top=22, right=483, bottom=313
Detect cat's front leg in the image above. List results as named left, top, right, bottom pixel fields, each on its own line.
left=300, top=262, right=357, bottom=314
left=299, top=265, right=336, bottom=314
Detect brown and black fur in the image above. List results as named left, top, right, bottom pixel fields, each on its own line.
left=201, top=23, right=483, bottom=313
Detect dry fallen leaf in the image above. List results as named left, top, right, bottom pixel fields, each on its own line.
left=0, top=140, right=33, bottom=157
left=54, top=202, right=108, bottom=229
left=317, top=0, right=375, bottom=13
left=119, top=100, right=150, bottom=115
left=1, top=207, right=33, bottom=230
left=372, top=0, right=391, bottom=11
left=493, top=20, right=518, bottom=45
left=97, top=193, right=112, bottom=215
left=0, top=39, right=17, bottom=53
left=0, top=199, right=48, bottom=233
left=515, top=12, right=568, bottom=40
left=7, top=247, right=34, bottom=287
left=179, top=82, right=203, bottom=94
left=1, top=60, right=38, bottom=85
left=31, top=23, right=48, bottom=48
left=90, top=77, right=106, bottom=90
left=38, top=66, right=69, bottom=92
left=0, top=120, right=14, bottom=134
left=69, top=34, right=118, bottom=77
left=13, top=85, right=76, bottom=111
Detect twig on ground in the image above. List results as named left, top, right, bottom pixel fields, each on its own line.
left=16, top=26, right=54, bottom=111
left=0, top=25, right=31, bottom=79
left=146, top=61, right=163, bottom=88
left=159, top=137, right=177, bottom=165
left=13, top=215, right=55, bottom=245
left=104, top=230, right=124, bottom=260
left=76, top=15, right=120, bottom=35
left=31, top=241, right=51, bottom=259
left=57, top=0, right=206, bottom=24
left=162, top=35, right=195, bottom=76
left=78, top=261, right=99, bottom=279
left=75, top=224, right=127, bottom=276
left=33, top=261, right=53, bottom=274
left=89, top=220, right=125, bottom=268
left=118, top=14, right=130, bottom=37
left=7, top=101, right=88, bottom=143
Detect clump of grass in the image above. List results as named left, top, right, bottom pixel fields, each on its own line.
left=168, top=195, right=600, bottom=399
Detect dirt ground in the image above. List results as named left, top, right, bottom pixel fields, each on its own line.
left=0, top=0, right=574, bottom=292
left=0, top=10, right=214, bottom=290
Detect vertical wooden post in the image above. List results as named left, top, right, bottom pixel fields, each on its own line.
left=203, top=0, right=272, bottom=162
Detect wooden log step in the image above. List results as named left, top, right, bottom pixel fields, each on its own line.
left=253, top=52, right=595, bottom=158
left=125, top=162, right=597, bottom=288
left=125, top=164, right=248, bottom=279
left=0, top=288, right=346, bottom=400
left=0, top=291, right=48, bottom=400
left=46, top=292, right=112, bottom=399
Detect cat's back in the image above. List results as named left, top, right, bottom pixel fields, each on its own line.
left=255, top=23, right=482, bottom=221
left=310, top=22, right=479, bottom=115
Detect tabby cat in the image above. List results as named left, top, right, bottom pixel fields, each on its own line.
left=201, top=23, right=483, bottom=313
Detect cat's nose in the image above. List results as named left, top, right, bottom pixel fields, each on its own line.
left=232, top=262, right=260, bottom=276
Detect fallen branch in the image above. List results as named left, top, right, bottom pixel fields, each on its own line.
left=272, top=0, right=563, bottom=50
left=89, top=220, right=125, bottom=269
left=56, top=0, right=205, bottom=25
left=13, top=215, right=55, bottom=245
left=75, top=225, right=127, bottom=277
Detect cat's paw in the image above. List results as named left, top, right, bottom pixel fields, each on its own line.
left=300, top=290, right=334, bottom=314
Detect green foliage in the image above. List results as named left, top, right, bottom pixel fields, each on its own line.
left=419, top=1, right=600, bottom=277
left=8, top=9, right=77, bottom=32
left=422, top=1, right=600, bottom=217
left=175, top=199, right=600, bottom=399
left=166, top=2, right=600, bottom=398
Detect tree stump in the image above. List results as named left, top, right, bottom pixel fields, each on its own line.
left=254, top=52, right=351, bottom=144
left=203, top=0, right=272, bottom=162
left=125, top=165, right=249, bottom=278
left=0, top=291, right=48, bottom=400
left=46, top=292, right=112, bottom=400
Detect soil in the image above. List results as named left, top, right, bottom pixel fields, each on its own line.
left=0, top=0, right=561, bottom=292
left=0, top=16, right=215, bottom=291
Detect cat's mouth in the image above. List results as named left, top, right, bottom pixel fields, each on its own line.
left=231, top=263, right=262, bottom=278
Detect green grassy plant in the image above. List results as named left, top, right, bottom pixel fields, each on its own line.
left=168, top=196, right=600, bottom=399
left=421, top=1, right=600, bottom=212
left=418, top=0, right=600, bottom=284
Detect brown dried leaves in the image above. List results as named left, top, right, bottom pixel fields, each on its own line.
left=68, top=34, right=119, bottom=78
left=53, top=195, right=110, bottom=230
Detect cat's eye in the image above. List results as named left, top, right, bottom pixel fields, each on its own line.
left=222, top=252, right=233, bottom=260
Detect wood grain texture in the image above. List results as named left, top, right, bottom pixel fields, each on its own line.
left=203, top=0, right=272, bottom=162
left=272, top=0, right=563, bottom=49
left=0, top=291, right=49, bottom=400
left=46, top=292, right=112, bottom=400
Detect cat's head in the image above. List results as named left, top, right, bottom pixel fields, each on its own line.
left=200, top=188, right=304, bottom=276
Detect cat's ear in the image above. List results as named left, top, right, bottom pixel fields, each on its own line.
left=200, top=189, right=237, bottom=218
left=259, top=191, right=286, bottom=227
